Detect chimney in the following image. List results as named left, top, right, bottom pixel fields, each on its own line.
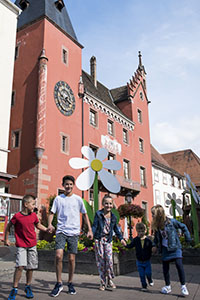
left=90, top=56, right=97, bottom=88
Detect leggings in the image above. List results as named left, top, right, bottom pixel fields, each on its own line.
left=162, top=258, right=185, bottom=286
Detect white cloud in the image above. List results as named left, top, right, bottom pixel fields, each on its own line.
left=151, top=116, right=200, bottom=156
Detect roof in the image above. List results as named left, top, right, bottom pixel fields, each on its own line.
left=110, top=86, right=128, bottom=102
left=15, top=0, right=78, bottom=43
left=162, top=149, right=200, bottom=187
left=82, top=70, right=129, bottom=117
left=151, top=145, right=184, bottom=177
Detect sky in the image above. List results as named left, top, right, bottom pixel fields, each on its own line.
left=12, top=0, right=200, bottom=157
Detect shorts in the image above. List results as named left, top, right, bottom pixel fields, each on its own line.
left=16, top=246, right=38, bottom=269
left=55, top=233, right=79, bottom=254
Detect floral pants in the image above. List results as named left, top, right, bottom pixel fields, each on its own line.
left=94, top=238, right=114, bottom=285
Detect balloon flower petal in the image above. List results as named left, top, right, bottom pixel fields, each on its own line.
left=69, top=158, right=90, bottom=169
left=96, top=148, right=108, bottom=161
left=76, top=167, right=95, bottom=191
left=103, top=160, right=121, bottom=171
left=98, top=169, right=121, bottom=193
left=81, top=146, right=95, bottom=161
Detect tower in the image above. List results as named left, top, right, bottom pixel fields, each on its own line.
left=8, top=0, right=83, bottom=207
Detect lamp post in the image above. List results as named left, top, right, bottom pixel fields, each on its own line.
left=125, top=192, right=133, bottom=240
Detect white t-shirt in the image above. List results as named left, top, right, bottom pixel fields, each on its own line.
left=51, top=193, right=86, bottom=236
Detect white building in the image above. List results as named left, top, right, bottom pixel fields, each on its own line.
left=0, top=0, right=21, bottom=193
left=151, top=145, right=185, bottom=217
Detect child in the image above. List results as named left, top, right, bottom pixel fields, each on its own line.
left=4, top=194, right=48, bottom=300
left=151, top=204, right=191, bottom=296
left=126, top=222, right=153, bottom=291
left=92, top=194, right=126, bottom=291
left=48, top=175, right=93, bottom=297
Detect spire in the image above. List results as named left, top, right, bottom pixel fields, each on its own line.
left=15, top=0, right=78, bottom=43
left=137, top=51, right=146, bottom=75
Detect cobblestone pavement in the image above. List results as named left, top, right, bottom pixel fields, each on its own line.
left=0, top=246, right=200, bottom=300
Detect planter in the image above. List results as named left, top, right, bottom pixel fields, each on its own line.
left=38, top=248, right=200, bottom=276
left=38, top=249, right=137, bottom=276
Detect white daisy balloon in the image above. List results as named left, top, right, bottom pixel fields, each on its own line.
left=69, top=146, right=121, bottom=193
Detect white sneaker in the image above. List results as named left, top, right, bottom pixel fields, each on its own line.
left=149, top=280, right=154, bottom=287
left=181, top=285, right=189, bottom=296
left=161, top=285, right=171, bottom=294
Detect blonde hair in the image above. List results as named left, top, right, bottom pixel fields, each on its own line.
left=102, top=194, right=113, bottom=205
left=22, top=194, right=35, bottom=207
left=136, top=222, right=146, bottom=232
left=151, top=204, right=166, bottom=231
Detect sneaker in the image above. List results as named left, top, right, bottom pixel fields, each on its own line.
left=25, top=285, right=34, bottom=299
left=107, top=279, right=116, bottom=289
left=8, top=288, right=18, bottom=300
left=181, top=285, right=189, bottom=296
left=149, top=280, right=154, bottom=287
left=50, top=283, right=63, bottom=297
left=68, top=282, right=76, bottom=295
left=141, top=287, right=148, bottom=292
left=161, top=285, right=171, bottom=294
left=99, top=283, right=106, bottom=291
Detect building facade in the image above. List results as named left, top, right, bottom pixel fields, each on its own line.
left=0, top=0, right=22, bottom=239
left=151, top=145, right=186, bottom=217
left=7, top=0, right=154, bottom=225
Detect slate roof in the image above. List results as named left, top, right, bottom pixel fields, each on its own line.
left=110, top=86, right=128, bottom=103
left=162, top=149, right=200, bottom=187
left=82, top=70, right=130, bottom=118
left=15, top=0, right=78, bottom=43
left=151, top=145, right=184, bottom=178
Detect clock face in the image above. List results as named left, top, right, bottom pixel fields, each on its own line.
left=54, top=81, right=75, bottom=116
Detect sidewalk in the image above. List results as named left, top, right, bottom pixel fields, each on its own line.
left=0, top=246, right=200, bottom=300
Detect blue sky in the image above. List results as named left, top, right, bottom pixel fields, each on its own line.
left=12, top=0, right=200, bottom=157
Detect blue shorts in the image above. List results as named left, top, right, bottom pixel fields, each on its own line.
left=55, top=233, right=79, bottom=254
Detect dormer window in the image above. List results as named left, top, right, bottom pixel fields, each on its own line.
left=19, top=0, right=29, bottom=11
left=55, top=0, right=65, bottom=12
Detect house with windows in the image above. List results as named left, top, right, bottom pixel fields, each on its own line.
left=162, top=149, right=200, bottom=192
left=151, top=145, right=186, bottom=217
left=7, top=0, right=154, bottom=225
left=0, top=0, right=22, bottom=240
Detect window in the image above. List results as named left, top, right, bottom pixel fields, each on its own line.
left=139, top=138, right=144, bottom=152
left=170, top=175, right=175, bottom=186
left=108, top=153, right=116, bottom=174
left=123, top=159, right=130, bottom=180
left=163, top=173, right=167, bottom=184
left=62, top=47, right=68, bottom=65
left=140, top=91, right=144, bottom=101
left=155, top=190, right=161, bottom=204
left=11, top=91, right=15, bottom=106
left=137, top=109, right=142, bottom=123
left=89, top=109, right=97, bottom=127
left=61, top=134, right=69, bottom=154
left=142, top=201, right=148, bottom=219
left=123, top=128, right=128, bottom=144
left=89, top=189, right=94, bottom=208
left=140, top=166, right=146, bottom=187
left=55, top=0, right=65, bottom=11
left=15, top=45, right=19, bottom=60
left=107, top=119, right=114, bottom=136
left=89, top=144, right=98, bottom=155
left=164, top=192, right=169, bottom=207
left=19, top=0, right=29, bottom=11
left=154, top=169, right=159, bottom=182
left=178, top=178, right=182, bottom=189
left=12, top=130, right=20, bottom=148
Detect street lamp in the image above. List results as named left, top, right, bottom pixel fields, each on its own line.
left=125, top=192, right=133, bottom=240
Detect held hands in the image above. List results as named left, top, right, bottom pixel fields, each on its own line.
left=4, top=239, right=10, bottom=246
left=87, top=230, right=93, bottom=240
left=121, top=239, right=127, bottom=247
left=47, top=224, right=55, bottom=234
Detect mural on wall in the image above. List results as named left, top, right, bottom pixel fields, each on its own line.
left=69, top=146, right=121, bottom=222
left=185, top=173, right=200, bottom=245
left=165, top=192, right=183, bottom=218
